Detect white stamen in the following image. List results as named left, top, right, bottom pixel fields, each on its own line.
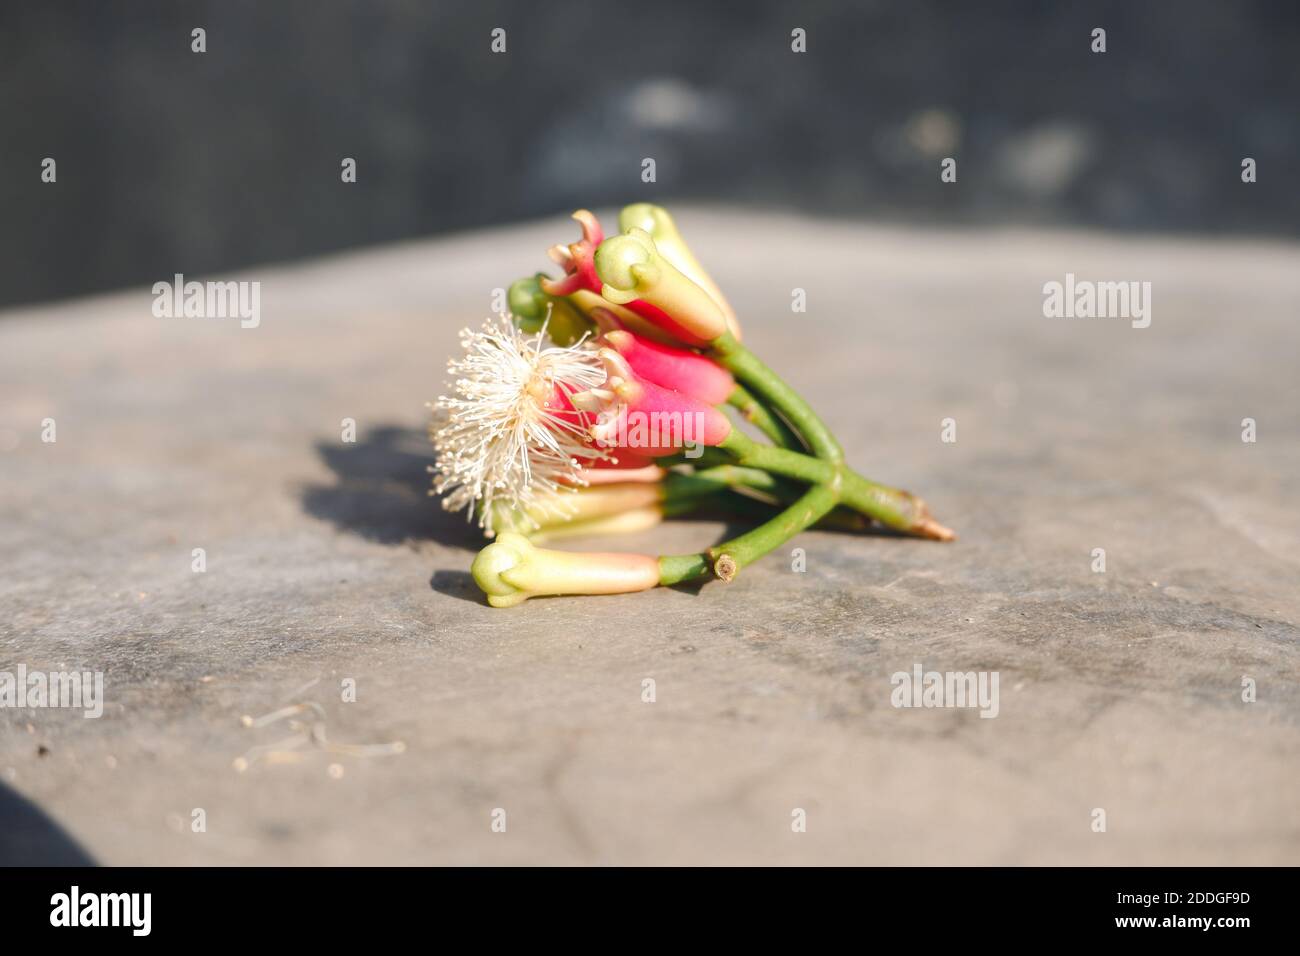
left=430, top=316, right=609, bottom=536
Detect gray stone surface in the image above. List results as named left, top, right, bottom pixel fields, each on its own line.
left=2, top=210, right=1298, bottom=865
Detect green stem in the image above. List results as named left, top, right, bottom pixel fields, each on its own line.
left=710, top=333, right=843, bottom=463
left=709, top=483, right=838, bottom=578
left=665, top=472, right=876, bottom=531
left=658, top=483, right=838, bottom=585
left=661, top=490, right=772, bottom=521
left=717, top=430, right=828, bottom=483
left=660, top=486, right=883, bottom=530
left=717, top=430, right=952, bottom=539
left=663, top=464, right=801, bottom=501
left=665, top=338, right=953, bottom=539
left=725, top=383, right=804, bottom=450
left=658, top=552, right=710, bottom=585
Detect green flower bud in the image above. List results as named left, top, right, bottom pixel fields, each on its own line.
left=506, top=274, right=594, bottom=345
left=594, top=228, right=728, bottom=343
left=618, top=203, right=740, bottom=339
left=470, top=532, right=661, bottom=607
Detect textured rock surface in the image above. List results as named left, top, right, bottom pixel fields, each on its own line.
left=2, top=210, right=1298, bottom=865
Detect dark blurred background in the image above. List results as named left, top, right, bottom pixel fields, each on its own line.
left=1, top=0, right=1296, bottom=308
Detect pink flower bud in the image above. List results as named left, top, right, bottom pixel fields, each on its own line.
left=570, top=349, right=732, bottom=454
left=597, top=323, right=734, bottom=406
left=539, top=211, right=709, bottom=346
left=538, top=209, right=604, bottom=298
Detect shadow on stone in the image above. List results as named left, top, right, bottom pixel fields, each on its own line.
left=665, top=576, right=712, bottom=597
left=302, top=426, right=899, bottom=561
left=301, top=424, right=481, bottom=550
left=0, top=781, right=96, bottom=866
left=430, top=569, right=482, bottom=603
